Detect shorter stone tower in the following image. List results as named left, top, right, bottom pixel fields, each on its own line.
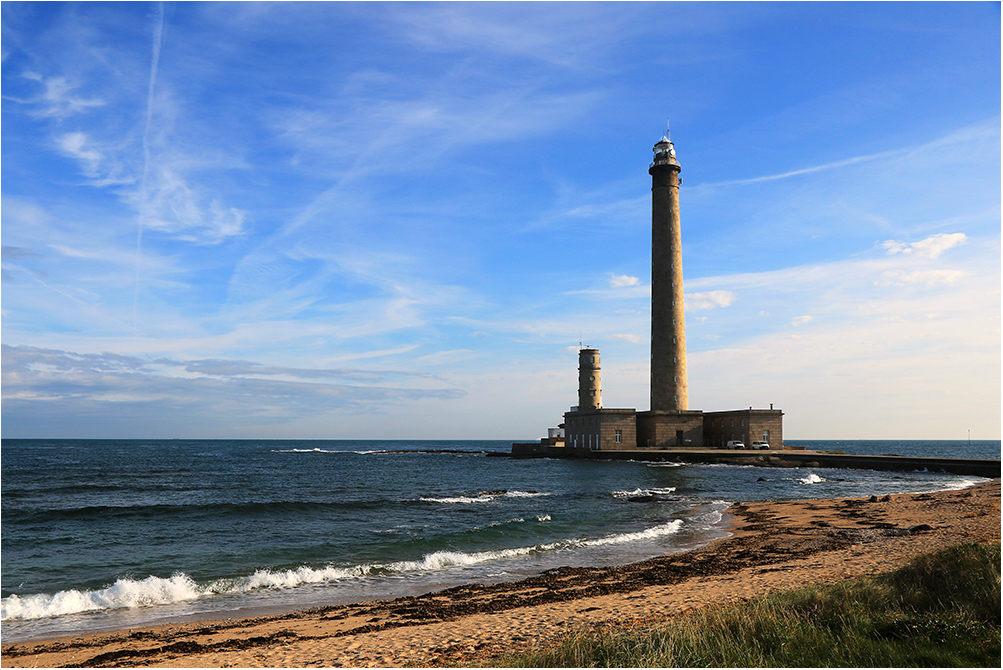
left=578, top=348, right=601, bottom=411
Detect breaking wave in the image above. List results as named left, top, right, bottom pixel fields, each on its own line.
left=579, top=519, right=684, bottom=546
left=420, top=490, right=551, bottom=504
left=1, top=517, right=688, bottom=622
left=611, top=487, right=677, bottom=498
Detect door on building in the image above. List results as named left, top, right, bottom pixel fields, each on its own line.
left=675, top=430, right=683, bottom=447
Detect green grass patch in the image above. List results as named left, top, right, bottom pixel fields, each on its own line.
left=484, top=542, right=1000, bottom=668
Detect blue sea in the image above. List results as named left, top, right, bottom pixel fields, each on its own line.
left=1, top=439, right=998, bottom=643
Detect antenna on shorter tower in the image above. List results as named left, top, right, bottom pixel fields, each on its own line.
left=666, top=118, right=671, bottom=141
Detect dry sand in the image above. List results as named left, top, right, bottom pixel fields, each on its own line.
left=3, top=480, right=999, bottom=668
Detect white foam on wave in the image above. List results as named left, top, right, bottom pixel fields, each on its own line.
left=611, top=486, right=677, bottom=498
left=580, top=519, right=685, bottom=547
left=798, top=473, right=825, bottom=484
left=271, top=447, right=341, bottom=453
left=1, top=573, right=202, bottom=621
left=387, top=546, right=541, bottom=573
left=487, top=518, right=526, bottom=528
left=420, top=490, right=551, bottom=504
left=1, top=566, right=375, bottom=622
left=420, top=495, right=491, bottom=504
left=238, top=564, right=367, bottom=591
left=933, top=477, right=989, bottom=492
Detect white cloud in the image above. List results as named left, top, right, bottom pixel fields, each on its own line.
left=1, top=345, right=466, bottom=437
left=790, top=315, right=813, bottom=327
left=56, top=132, right=103, bottom=169
left=21, top=72, right=106, bottom=118
left=877, top=270, right=967, bottom=287
left=608, top=333, right=640, bottom=343
left=685, top=290, right=735, bottom=311
left=881, top=233, right=968, bottom=259
left=55, top=132, right=134, bottom=187
left=609, top=274, right=640, bottom=288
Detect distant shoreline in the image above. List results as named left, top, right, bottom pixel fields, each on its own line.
left=4, top=479, right=998, bottom=668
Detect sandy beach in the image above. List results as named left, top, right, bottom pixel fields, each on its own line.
left=3, top=479, right=998, bottom=668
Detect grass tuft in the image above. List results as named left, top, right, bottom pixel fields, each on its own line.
left=482, top=542, right=1000, bottom=668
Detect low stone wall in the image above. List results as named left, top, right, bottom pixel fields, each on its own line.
left=508, top=445, right=1001, bottom=477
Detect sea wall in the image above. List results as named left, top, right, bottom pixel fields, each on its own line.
left=508, top=445, right=1001, bottom=478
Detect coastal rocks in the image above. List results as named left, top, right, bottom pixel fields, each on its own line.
left=884, top=524, right=935, bottom=537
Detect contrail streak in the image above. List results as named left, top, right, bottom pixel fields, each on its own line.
left=133, top=1, right=165, bottom=337
left=703, top=147, right=903, bottom=188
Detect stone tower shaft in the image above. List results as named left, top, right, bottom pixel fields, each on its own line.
left=648, top=133, right=687, bottom=411
left=577, top=348, right=601, bottom=411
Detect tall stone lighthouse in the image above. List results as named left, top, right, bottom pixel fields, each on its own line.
left=633, top=127, right=704, bottom=449
left=648, top=130, right=687, bottom=411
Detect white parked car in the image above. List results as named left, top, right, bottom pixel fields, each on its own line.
left=726, top=440, right=745, bottom=450
left=751, top=441, right=770, bottom=450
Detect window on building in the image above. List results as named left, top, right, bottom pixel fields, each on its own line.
left=615, top=429, right=622, bottom=443
left=741, top=418, right=745, bottom=427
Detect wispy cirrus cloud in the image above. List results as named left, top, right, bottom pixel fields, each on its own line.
left=183, top=357, right=441, bottom=383
left=1, top=345, right=465, bottom=433
left=685, top=290, right=735, bottom=311
left=18, top=71, right=106, bottom=118
left=880, top=233, right=967, bottom=259
left=876, top=269, right=967, bottom=287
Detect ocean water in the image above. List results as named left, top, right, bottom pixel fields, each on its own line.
left=1, top=439, right=997, bottom=643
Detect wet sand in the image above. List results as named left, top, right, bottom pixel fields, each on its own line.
left=3, top=480, right=999, bottom=668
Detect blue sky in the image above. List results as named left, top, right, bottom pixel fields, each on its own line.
left=2, top=1, right=999, bottom=440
